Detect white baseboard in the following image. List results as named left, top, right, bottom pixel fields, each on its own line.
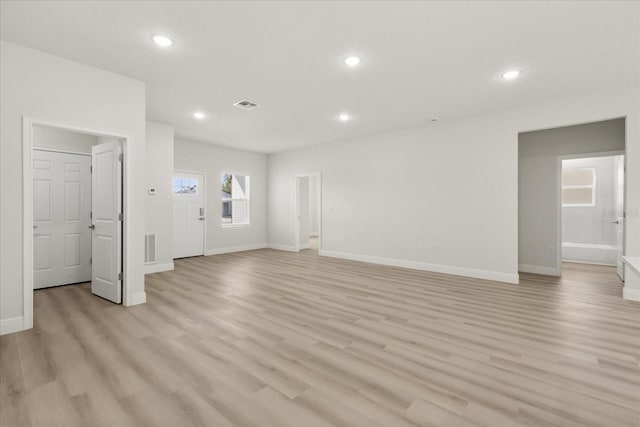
left=518, top=264, right=560, bottom=276
left=320, top=250, right=519, bottom=284
left=267, top=243, right=299, bottom=252
left=129, top=291, right=146, bottom=306
left=0, top=316, right=24, bottom=336
left=622, top=287, right=640, bottom=302
left=561, top=259, right=616, bottom=267
left=144, top=262, right=174, bottom=274
left=205, top=243, right=267, bottom=256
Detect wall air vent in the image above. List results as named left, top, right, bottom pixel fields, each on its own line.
left=144, top=233, right=156, bottom=264
left=233, top=100, right=259, bottom=110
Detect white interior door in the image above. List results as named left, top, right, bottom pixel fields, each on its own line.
left=33, top=150, right=91, bottom=289
left=91, top=140, right=122, bottom=303
left=615, top=155, right=625, bottom=280
left=173, top=172, right=205, bottom=258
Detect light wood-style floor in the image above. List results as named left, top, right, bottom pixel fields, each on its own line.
left=1, top=251, right=639, bottom=426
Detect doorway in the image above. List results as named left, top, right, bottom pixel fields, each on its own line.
left=561, top=154, right=625, bottom=280
left=173, top=171, right=206, bottom=258
left=518, top=118, right=626, bottom=282
left=295, top=172, right=322, bottom=252
left=28, top=123, right=125, bottom=312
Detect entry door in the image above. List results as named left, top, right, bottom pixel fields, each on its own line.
left=615, top=156, right=625, bottom=280
left=33, top=150, right=91, bottom=289
left=91, top=140, right=122, bottom=303
left=173, top=172, right=205, bottom=258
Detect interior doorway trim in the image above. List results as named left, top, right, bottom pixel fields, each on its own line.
left=22, top=116, right=132, bottom=331
left=294, top=172, right=322, bottom=252
left=555, top=149, right=626, bottom=277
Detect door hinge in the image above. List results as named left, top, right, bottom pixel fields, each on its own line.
left=90, top=166, right=93, bottom=173
left=118, top=153, right=123, bottom=162
left=118, top=272, right=123, bottom=281
left=118, top=213, right=124, bottom=221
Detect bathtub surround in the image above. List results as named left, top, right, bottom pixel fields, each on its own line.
left=561, top=156, right=623, bottom=266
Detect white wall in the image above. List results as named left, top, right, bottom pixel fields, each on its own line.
left=174, top=138, right=267, bottom=254
left=0, top=41, right=146, bottom=334
left=33, top=125, right=98, bottom=153
left=519, top=119, right=625, bottom=273
left=145, top=121, right=174, bottom=272
left=562, top=156, right=619, bottom=246
left=267, top=88, right=639, bottom=286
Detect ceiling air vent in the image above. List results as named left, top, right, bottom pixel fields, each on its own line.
left=233, top=100, right=259, bottom=110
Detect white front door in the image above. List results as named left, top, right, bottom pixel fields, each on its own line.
left=91, top=140, right=123, bottom=303
left=33, top=150, right=91, bottom=289
left=615, top=155, right=625, bottom=280
left=173, top=172, right=205, bottom=258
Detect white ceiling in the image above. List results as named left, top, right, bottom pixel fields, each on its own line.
left=1, top=1, right=638, bottom=153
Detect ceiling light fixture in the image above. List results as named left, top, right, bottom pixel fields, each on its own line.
left=344, top=56, right=361, bottom=67
left=501, top=69, right=521, bottom=80
left=193, top=111, right=205, bottom=120
left=152, top=34, right=174, bottom=47
left=430, top=117, right=439, bottom=122
left=339, top=113, right=350, bottom=121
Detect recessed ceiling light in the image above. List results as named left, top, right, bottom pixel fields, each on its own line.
left=501, top=70, right=521, bottom=80
left=344, top=56, right=361, bottom=67
left=152, top=34, right=174, bottom=47
left=193, top=111, right=205, bottom=120
left=339, top=113, right=350, bottom=121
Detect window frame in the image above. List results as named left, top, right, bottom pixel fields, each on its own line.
left=221, top=172, right=250, bottom=227
left=561, top=167, right=596, bottom=207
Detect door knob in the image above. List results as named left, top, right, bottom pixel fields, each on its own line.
left=198, top=217, right=205, bottom=221
left=612, top=220, right=620, bottom=224
left=88, top=224, right=95, bottom=229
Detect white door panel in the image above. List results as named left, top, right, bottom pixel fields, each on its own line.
left=173, top=172, right=205, bottom=259
left=615, top=156, right=625, bottom=280
left=91, top=140, right=122, bottom=303
left=33, top=150, right=91, bottom=289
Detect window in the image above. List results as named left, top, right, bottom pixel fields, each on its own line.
left=562, top=167, right=595, bottom=206
left=173, top=176, right=198, bottom=195
left=221, top=173, right=250, bottom=225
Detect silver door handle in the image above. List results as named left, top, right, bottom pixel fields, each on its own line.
left=88, top=224, right=95, bottom=229
left=612, top=220, right=620, bottom=224
left=198, top=217, right=205, bottom=221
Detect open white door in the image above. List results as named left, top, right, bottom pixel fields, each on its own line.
left=90, top=140, right=122, bottom=303
left=615, top=155, right=625, bottom=280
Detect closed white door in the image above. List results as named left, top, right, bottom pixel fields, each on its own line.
left=91, top=140, right=123, bottom=303
left=173, top=172, right=205, bottom=258
left=615, top=155, right=625, bottom=280
left=33, top=150, right=91, bottom=289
